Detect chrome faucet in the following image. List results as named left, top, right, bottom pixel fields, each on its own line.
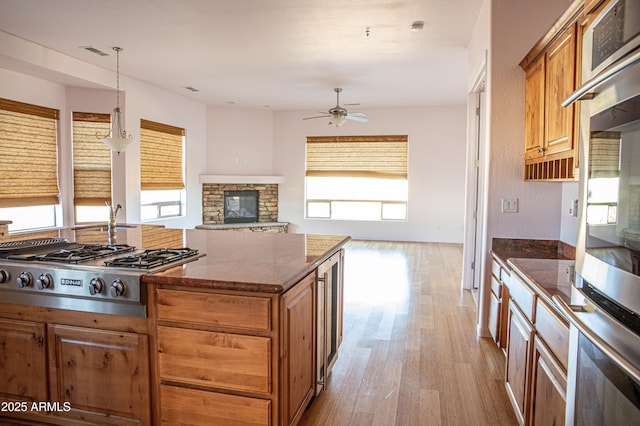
left=106, top=201, right=122, bottom=245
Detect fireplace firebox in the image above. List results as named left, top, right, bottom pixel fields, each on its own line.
left=224, top=190, right=259, bottom=223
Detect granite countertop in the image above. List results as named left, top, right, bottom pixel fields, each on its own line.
left=491, top=238, right=575, bottom=263
left=507, top=257, right=574, bottom=307
left=141, top=230, right=350, bottom=293
left=29, top=225, right=349, bottom=294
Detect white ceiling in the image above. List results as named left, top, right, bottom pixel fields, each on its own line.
left=0, top=0, right=482, bottom=111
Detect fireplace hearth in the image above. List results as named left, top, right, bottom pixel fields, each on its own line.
left=224, top=190, right=259, bottom=223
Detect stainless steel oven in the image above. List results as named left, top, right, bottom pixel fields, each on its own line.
left=560, top=0, right=640, bottom=424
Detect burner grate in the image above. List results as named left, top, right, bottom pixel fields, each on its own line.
left=0, top=238, right=69, bottom=252
left=35, top=244, right=135, bottom=264
left=104, top=248, right=199, bottom=269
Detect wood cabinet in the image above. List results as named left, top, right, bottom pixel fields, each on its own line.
left=153, top=287, right=276, bottom=424
left=489, top=256, right=510, bottom=350
left=281, top=273, right=315, bottom=425
left=0, top=308, right=151, bottom=425
left=504, top=269, right=570, bottom=426
left=544, top=24, right=577, bottom=158
left=151, top=266, right=337, bottom=426
left=48, top=324, right=150, bottom=425
left=505, top=302, right=535, bottom=425
left=529, top=335, right=567, bottom=426
left=0, top=318, right=47, bottom=403
left=521, top=1, right=583, bottom=181
left=524, top=56, right=546, bottom=162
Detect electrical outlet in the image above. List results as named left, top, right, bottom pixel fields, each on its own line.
left=501, top=198, right=519, bottom=213
left=569, top=199, right=578, bottom=217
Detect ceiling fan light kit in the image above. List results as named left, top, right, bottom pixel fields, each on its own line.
left=303, top=88, right=369, bottom=127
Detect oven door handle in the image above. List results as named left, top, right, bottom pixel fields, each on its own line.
left=552, top=295, right=640, bottom=383
left=562, top=46, right=640, bottom=107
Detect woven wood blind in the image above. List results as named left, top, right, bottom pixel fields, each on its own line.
left=589, top=131, right=620, bottom=178
left=142, top=226, right=184, bottom=249
left=0, top=98, right=60, bottom=207
left=140, top=119, right=185, bottom=190
left=72, top=112, right=112, bottom=206
left=74, top=228, right=110, bottom=244
left=306, top=135, right=408, bottom=179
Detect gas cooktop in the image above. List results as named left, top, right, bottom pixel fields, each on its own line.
left=0, top=237, right=204, bottom=317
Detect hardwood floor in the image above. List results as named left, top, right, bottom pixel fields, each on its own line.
left=300, top=241, right=518, bottom=426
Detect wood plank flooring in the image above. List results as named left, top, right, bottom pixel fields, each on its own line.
left=300, top=241, right=517, bottom=426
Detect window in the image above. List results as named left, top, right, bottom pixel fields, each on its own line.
left=586, top=132, right=620, bottom=226
left=305, top=135, right=408, bottom=221
left=0, top=98, right=60, bottom=231
left=140, top=119, right=185, bottom=220
left=72, top=112, right=112, bottom=223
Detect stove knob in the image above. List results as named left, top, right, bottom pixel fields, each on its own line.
left=0, top=269, right=9, bottom=283
left=89, top=277, right=105, bottom=295
left=37, top=273, right=53, bottom=289
left=17, top=271, right=33, bottom=288
left=110, top=279, right=127, bottom=297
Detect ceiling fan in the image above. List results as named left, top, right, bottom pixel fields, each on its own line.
left=303, top=88, right=368, bottom=127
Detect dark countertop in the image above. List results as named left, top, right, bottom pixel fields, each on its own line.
left=34, top=225, right=350, bottom=294
left=491, top=238, right=575, bottom=262
left=140, top=229, right=350, bottom=293
left=507, top=257, right=574, bottom=307
left=491, top=238, right=575, bottom=318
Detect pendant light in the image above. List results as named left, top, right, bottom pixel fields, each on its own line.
left=99, top=46, right=133, bottom=154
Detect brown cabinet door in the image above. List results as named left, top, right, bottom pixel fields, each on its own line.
left=48, top=324, right=150, bottom=425
left=0, top=318, right=47, bottom=402
left=281, top=272, right=315, bottom=426
left=529, top=336, right=567, bottom=426
left=545, top=23, right=577, bottom=156
left=524, top=56, right=546, bottom=160
left=505, top=302, right=534, bottom=425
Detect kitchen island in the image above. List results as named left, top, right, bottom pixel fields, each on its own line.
left=0, top=226, right=350, bottom=426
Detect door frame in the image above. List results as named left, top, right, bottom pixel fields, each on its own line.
left=461, top=57, right=487, bottom=292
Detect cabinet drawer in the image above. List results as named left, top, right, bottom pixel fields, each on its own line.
left=492, top=259, right=502, bottom=280
left=535, top=300, right=569, bottom=371
left=509, top=274, right=536, bottom=321
left=492, top=258, right=510, bottom=283
left=161, top=384, right=271, bottom=426
left=156, top=289, right=271, bottom=331
left=158, top=326, right=271, bottom=394
left=491, top=275, right=502, bottom=298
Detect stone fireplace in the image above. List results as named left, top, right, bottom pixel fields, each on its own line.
left=201, top=183, right=286, bottom=232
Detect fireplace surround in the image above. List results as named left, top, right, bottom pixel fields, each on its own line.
left=202, top=183, right=278, bottom=225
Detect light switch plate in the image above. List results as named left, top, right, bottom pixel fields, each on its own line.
left=501, top=198, right=518, bottom=213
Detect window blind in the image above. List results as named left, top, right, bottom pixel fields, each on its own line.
left=589, top=131, right=620, bottom=178
left=306, top=135, right=408, bottom=179
left=0, top=98, right=59, bottom=207
left=72, top=112, right=112, bottom=206
left=141, top=226, right=184, bottom=249
left=140, top=119, right=185, bottom=190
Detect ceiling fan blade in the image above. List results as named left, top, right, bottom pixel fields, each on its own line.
left=345, top=113, right=368, bottom=123
left=303, top=114, right=331, bottom=120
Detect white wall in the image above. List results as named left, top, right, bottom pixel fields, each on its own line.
left=273, top=106, right=468, bottom=242
left=469, top=0, right=576, bottom=336
left=206, top=107, right=275, bottom=175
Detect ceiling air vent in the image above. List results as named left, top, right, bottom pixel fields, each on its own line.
left=80, top=46, right=109, bottom=56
